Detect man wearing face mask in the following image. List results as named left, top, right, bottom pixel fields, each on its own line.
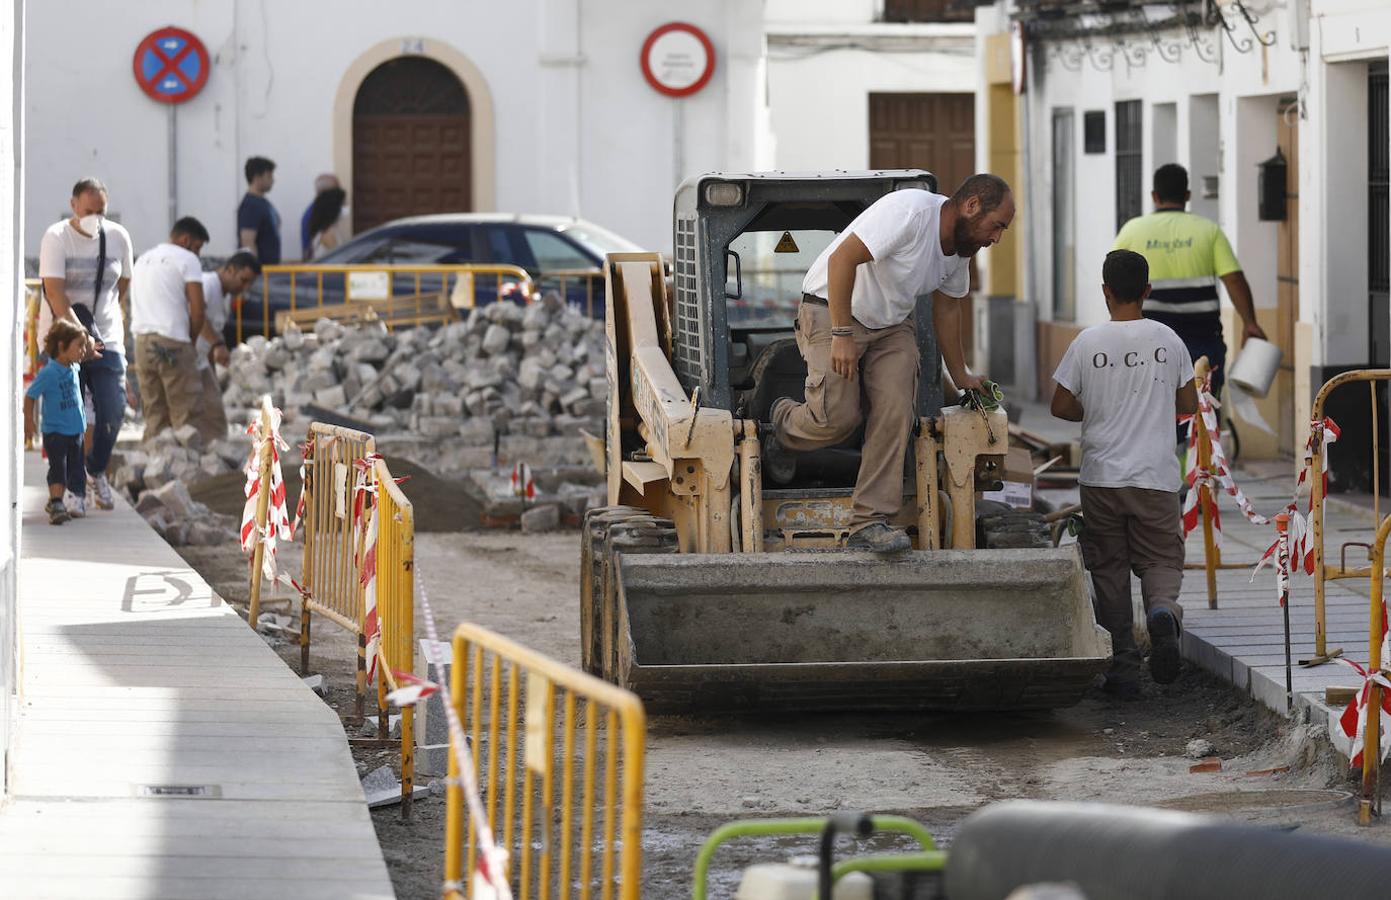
left=766, top=173, right=1016, bottom=553
left=130, top=217, right=210, bottom=443
left=38, top=177, right=136, bottom=513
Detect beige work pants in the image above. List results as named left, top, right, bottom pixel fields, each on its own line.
left=135, top=333, right=203, bottom=443
left=1079, top=485, right=1185, bottom=682
left=194, top=366, right=229, bottom=443
left=773, top=300, right=918, bottom=532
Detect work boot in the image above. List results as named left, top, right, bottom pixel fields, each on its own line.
left=46, top=498, right=69, bottom=526
left=846, top=522, right=911, bottom=554
left=1101, top=676, right=1142, bottom=702
left=761, top=398, right=797, bottom=485
left=1147, top=609, right=1182, bottom=685
left=90, top=473, right=114, bottom=510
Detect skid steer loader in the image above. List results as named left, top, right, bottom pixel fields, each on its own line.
left=580, top=171, right=1110, bottom=713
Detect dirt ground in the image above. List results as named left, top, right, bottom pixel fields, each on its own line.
left=177, top=516, right=1391, bottom=900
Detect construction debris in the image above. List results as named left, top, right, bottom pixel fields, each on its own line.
left=221, top=293, right=606, bottom=446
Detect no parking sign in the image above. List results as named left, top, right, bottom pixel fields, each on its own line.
left=132, top=26, right=210, bottom=104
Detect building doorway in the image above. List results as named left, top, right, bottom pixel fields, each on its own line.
left=352, top=56, right=471, bottom=232
left=868, top=92, right=976, bottom=357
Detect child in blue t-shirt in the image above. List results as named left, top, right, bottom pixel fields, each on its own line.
left=24, top=321, right=90, bottom=525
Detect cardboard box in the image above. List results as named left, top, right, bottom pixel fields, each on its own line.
left=983, top=447, right=1036, bottom=509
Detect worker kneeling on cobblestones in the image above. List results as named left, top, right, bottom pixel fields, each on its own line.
left=1051, top=249, right=1198, bottom=699
left=131, top=217, right=209, bottom=442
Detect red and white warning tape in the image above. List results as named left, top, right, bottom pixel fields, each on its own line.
left=1180, top=376, right=1269, bottom=547
left=1338, top=657, right=1391, bottom=768
left=1250, top=416, right=1341, bottom=582
left=351, top=454, right=385, bottom=685
left=240, top=405, right=292, bottom=581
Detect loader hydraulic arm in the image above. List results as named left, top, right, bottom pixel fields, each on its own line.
left=605, top=253, right=735, bottom=553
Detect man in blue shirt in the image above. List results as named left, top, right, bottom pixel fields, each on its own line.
left=237, top=156, right=281, bottom=264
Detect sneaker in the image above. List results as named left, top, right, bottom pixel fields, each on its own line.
left=1148, top=609, right=1182, bottom=685
left=1101, top=676, right=1143, bottom=702
left=90, top=473, right=114, bottom=510
left=46, top=499, right=70, bottom=526
left=846, top=522, right=912, bottom=554
left=63, top=490, right=86, bottom=518
left=761, top=398, right=797, bottom=485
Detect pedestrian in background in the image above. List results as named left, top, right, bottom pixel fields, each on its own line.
left=130, top=217, right=209, bottom=442
left=238, top=156, right=281, bottom=264
left=24, top=321, right=90, bottom=525
left=1051, top=250, right=1198, bottom=699
left=193, top=251, right=261, bottom=442
left=300, top=173, right=340, bottom=259
left=1113, top=163, right=1265, bottom=401
left=37, top=176, right=134, bottom=512
left=307, top=187, right=348, bottom=259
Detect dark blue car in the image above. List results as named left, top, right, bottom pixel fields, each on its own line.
left=230, top=213, right=641, bottom=341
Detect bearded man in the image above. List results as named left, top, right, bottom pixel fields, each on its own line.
left=767, top=173, right=1016, bottom=553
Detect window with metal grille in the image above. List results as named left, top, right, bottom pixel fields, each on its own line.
left=881, top=0, right=975, bottom=23
left=673, top=216, right=702, bottom=389
left=1083, top=111, right=1105, bottom=154
left=1114, top=100, right=1143, bottom=230
left=1370, top=61, right=1389, bottom=365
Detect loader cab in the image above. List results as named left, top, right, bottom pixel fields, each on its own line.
left=671, top=172, right=944, bottom=427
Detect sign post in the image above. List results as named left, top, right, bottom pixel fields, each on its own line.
left=641, top=23, right=716, bottom=188
left=133, top=27, right=211, bottom=230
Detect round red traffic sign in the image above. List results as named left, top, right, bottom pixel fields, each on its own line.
left=640, top=23, right=715, bottom=98
left=133, top=27, right=210, bottom=105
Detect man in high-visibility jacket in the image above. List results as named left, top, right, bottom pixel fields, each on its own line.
left=1113, top=163, right=1266, bottom=399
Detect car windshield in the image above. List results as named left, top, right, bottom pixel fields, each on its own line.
left=556, top=221, right=643, bottom=258
left=726, top=229, right=837, bottom=328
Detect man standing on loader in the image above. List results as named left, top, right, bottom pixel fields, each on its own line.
left=766, top=174, right=1015, bottom=553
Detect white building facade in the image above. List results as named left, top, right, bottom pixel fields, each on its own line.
left=979, top=0, right=1391, bottom=472
left=24, top=0, right=769, bottom=261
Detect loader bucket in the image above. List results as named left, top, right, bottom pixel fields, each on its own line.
left=610, top=546, right=1111, bottom=713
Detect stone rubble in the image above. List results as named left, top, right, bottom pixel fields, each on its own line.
left=221, top=292, right=606, bottom=446
left=114, top=297, right=608, bottom=540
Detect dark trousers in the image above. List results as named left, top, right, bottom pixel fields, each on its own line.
left=80, top=348, right=126, bottom=476
left=42, top=432, right=85, bottom=497
left=1079, top=485, right=1185, bottom=682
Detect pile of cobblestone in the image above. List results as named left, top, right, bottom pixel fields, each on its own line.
left=221, top=293, right=607, bottom=447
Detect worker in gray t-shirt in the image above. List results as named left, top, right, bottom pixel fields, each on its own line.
left=1051, top=249, right=1198, bottom=700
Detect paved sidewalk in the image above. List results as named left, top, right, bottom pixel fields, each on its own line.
left=1176, top=459, right=1373, bottom=754
left=0, top=455, right=394, bottom=899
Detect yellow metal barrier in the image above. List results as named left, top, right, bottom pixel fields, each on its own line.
left=445, top=623, right=645, bottom=900
left=233, top=264, right=537, bottom=342
left=372, top=455, right=417, bottom=816
left=1360, top=512, right=1391, bottom=824
left=1308, top=370, right=1391, bottom=666
left=299, top=422, right=378, bottom=720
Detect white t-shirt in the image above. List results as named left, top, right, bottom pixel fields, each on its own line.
left=195, top=272, right=227, bottom=372
left=801, top=189, right=970, bottom=329
left=130, top=242, right=204, bottom=343
left=37, top=218, right=134, bottom=355
left=1053, top=318, right=1195, bottom=492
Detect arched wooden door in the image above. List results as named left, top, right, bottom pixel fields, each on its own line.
left=352, top=57, right=471, bottom=232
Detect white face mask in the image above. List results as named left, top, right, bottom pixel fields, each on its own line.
left=77, top=213, right=103, bottom=236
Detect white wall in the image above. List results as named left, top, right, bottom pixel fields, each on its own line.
left=24, top=0, right=768, bottom=260
left=766, top=0, right=975, bottom=174
left=1, top=0, right=21, bottom=795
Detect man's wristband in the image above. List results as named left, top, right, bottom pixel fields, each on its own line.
left=830, top=326, right=854, bottom=337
